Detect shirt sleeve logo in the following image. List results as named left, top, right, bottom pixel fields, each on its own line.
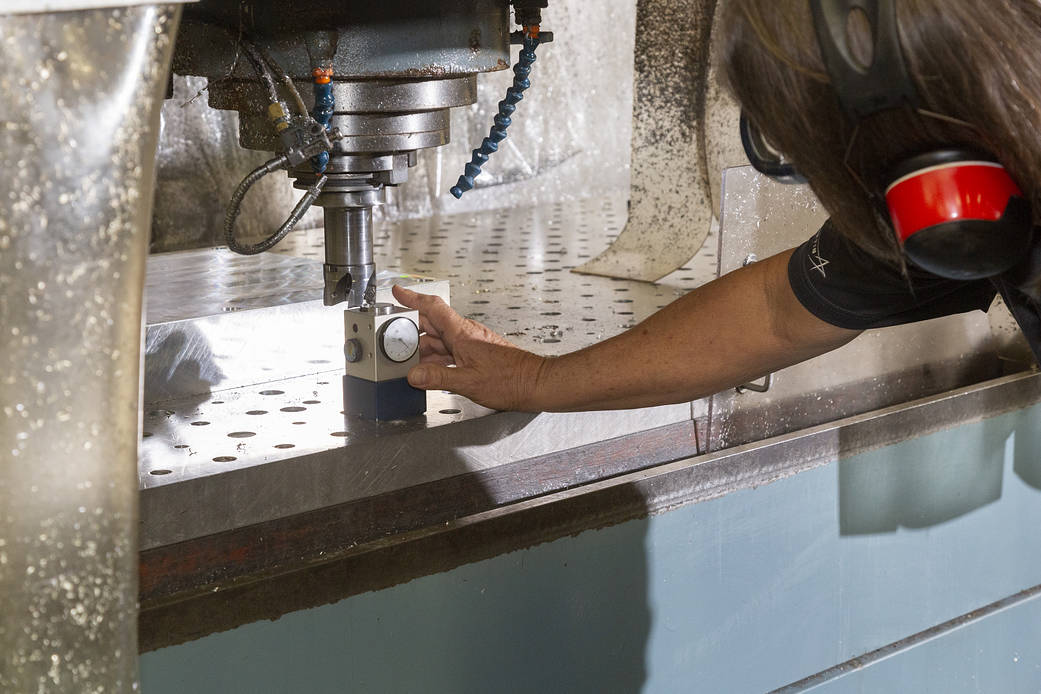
left=810, top=230, right=829, bottom=278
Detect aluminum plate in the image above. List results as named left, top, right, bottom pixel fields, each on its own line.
left=274, top=196, right=718, bottom=356
left=139, top=196, right=716, bottom=547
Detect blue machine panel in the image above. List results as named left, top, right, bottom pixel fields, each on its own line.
left=141, top=404, right=1041, bottom=693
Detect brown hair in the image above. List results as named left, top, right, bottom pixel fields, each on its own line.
left=717, top=0, right=1041, bottom=262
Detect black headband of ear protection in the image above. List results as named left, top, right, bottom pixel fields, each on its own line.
left=741, top=0, right=917, bottom=179
left=809, top=0, right=920, bottom=120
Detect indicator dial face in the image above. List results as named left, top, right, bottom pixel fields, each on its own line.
left=378, top=317, right=420, bottom=363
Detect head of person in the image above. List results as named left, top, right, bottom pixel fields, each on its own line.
left=717, top=0, right=1041, bottom=266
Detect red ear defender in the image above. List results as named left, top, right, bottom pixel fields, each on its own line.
left=884, top=149, right=1034, bottom=279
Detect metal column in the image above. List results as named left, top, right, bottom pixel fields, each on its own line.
left=0, top=5, right=180, bottom=691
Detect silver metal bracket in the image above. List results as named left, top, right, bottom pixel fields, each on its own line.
left=736, top=373, right=772, bottom=394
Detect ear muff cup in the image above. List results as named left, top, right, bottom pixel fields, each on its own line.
left=901, top=197, right=1033, bottom=280
left=885, top=149, right=1034, bottom=280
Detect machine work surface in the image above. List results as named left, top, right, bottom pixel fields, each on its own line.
left=139, top=196, right=716, bottom=507
left=271, top=196, right=716, bottom=355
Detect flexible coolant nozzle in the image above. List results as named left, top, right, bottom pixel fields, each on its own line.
left=450, top=28, right=541, bottom=198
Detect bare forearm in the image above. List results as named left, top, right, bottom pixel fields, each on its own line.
left=530, top=250, right=859, bottom=412
left=394, top=250, right=859, bottom=413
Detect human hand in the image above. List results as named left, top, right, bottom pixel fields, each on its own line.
left=392, top=285, right=549, bottom=412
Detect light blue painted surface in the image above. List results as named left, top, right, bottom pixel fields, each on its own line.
left=805, top=590, right=1041, bottom=693
left=140, top=404, right=1041, bottom=694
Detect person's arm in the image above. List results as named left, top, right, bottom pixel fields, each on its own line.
left=392, top=248, right=861, bottom=412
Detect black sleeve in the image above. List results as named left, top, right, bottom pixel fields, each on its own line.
left=788, top=219, right=996, bottom=330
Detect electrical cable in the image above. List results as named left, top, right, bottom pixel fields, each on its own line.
left=223, top=155, right=328, bottom=255
left=239, top=40, right=281, bottom=108
left=222, top=37, right=334, bottom=255
left=255, top=43, right=309, bottom=117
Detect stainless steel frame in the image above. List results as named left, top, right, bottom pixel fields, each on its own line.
left=0, top=5, right=180, bottom=691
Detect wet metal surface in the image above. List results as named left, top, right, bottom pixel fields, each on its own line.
left=0, top=6, right=179, bottom=692
left=147, top=250, right=327, bottom=323
left=139, top=196, right=715, bottom=548
left=272, top=196, right=719, bottom=357
left=175, top=1, right=510, bottom=80
left=144, top=251, right=449, bottom=401
left=138, top=377, right=696, bottom=549
left=151, top=0, right=637, bottom=252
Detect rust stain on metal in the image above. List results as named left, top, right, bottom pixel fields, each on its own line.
left=469, top=28, right=482, bottom=53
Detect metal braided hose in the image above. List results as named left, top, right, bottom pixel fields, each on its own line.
left=223, top=154, right=328, bottom=255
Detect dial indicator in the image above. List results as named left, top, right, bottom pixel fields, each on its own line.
left=378, top=317, right=420, bottom=363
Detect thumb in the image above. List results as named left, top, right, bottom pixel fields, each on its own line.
left=408, top=364, right=464, bottom=392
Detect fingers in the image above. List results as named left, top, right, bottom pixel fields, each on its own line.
left=391, top=284, right=421, bottom=308
left=392, top=285, right=466, bottom=349
left=420, top=333, right=449, bottom=357
left=420, top=353, right=456, bottom=367
left=395, top=286, right=443, bottom=339
left=407, top=363, right=470, bottom=393
left=417, top=314, right=442, bottom=340
left=419, top=334, right=453, bottom=366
